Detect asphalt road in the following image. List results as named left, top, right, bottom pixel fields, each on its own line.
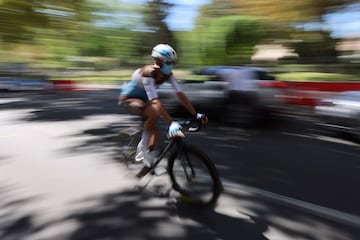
left=1, top=90, right=359, bottom=240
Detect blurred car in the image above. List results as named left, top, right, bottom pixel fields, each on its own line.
left=158, top=66, right=288, bottom=126
left=0, top=63, right=49, bottom=91
left=315, top=91, right=360, bottom=138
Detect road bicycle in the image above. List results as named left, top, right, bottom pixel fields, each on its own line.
left=118, top=118, right=223, bottom=207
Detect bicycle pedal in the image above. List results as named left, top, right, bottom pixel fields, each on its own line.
left=136, top=166, right=152, bottom=178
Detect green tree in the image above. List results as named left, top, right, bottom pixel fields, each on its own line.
left=0, top=0, right=147, bottom=68
left=0, top=0, right=95, bottom=42
left=197, top=0, right=358, bottom=41
left=198, top=0, right=357, bottom=24
left=138, top=0, right=177, bottom=58
left=196, top=16, right=263, bottom=65
left=196, top=0, right=357, bottom=64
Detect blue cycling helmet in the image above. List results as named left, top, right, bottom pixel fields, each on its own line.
left=151, top=44, right=177, bottom=63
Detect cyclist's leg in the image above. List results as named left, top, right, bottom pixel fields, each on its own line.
left=121, top=98, right=159, bottom=150
left=120, top=98, right=146, bottom=116
left=142, top=103, right=160, bottom=151
left=121, top=98, right=162, bottom=168
left=119, top=98, right=147, bottom=160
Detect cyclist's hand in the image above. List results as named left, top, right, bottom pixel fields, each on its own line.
left=168, top=121, right=184, bottom=137
left=195, top=113, right=208, bottom=125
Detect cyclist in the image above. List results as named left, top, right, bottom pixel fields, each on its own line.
left=119, top=43, right=207, bottom=167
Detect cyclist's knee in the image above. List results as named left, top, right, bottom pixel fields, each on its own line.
left=143, top=104, right=161, bottom=131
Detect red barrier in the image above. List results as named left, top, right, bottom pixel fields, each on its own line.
left=287, top=82, right=360, bottom=92
left=284, top=81, right=360, bottom=106
left=52, top=80, right=75, bottom=91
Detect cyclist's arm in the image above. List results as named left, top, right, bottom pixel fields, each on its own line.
left=169, top=75, right=196, bottom=116
left=176, top=92, right=196, bottom=116
left=142, top=76, right=173, bottom=124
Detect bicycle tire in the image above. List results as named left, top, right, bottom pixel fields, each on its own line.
left=167, top=144, right=222, bottom=207
left=116, top=127, right=142, bottom=163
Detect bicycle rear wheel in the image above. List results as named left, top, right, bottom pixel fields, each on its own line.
left=168, top=145, right=222, bottom=207
left=116, top=127, right=142, bottom=163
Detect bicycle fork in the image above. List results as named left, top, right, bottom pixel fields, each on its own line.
left=177, top=143, right=196, bottom=182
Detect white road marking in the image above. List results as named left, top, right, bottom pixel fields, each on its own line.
left=283, top=131, right=360, bottom=147
left=223, top=181, right=360, bottom=229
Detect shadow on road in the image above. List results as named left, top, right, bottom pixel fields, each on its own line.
left=61, top=189, right=266, bottom=240
left=175, top=201, right=269, bottom=240
left=221, top=189, right=360, bottom=240
left=0, top=184, right=46, bottom=240
left=2, top=183, right=359, bottom=240
left=0, top=182, right=267, bottom=240
left=13, top=188, right=271, bottom=240
left=0, top=91, right=122, bottom=121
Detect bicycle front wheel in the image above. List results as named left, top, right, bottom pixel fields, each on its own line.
left=168, top=145, right=222, bottom=207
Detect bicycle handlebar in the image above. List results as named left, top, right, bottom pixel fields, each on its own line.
left=178, top=118, right=205, bottom=132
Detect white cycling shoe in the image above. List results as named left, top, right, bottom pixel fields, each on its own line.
left=135, top=140, right=145, bottom=162
left=134, top=141, right=158, bottom=165
left=134, top=141, right=166, bottom=175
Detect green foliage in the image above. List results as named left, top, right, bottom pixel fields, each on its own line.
left=292, top=31, right=339, bottom=63
left=196, top=16, right=263, bottom=65
left=0, top=0, right=94, bottom=42
left=175, top=31, right=203, bottom=67
left=195, top=0, right=358, bottom=64
left=199, top=0, right=358, bottom=24
left=276, top=72, right=359, bottom=82
left=0, top=0, right=357, bottom=70
left=0, top=0, right=147, bottom=68
left=0, top=0, right=47, bottom=42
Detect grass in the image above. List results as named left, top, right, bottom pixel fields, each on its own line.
left=275, top=72, right=360, bottom=82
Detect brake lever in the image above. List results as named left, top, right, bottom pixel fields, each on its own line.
left=188, top=126, right=200, bottom=132
left=188, top=118, right=203, bottom=132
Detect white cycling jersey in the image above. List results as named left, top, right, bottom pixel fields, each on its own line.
left=121, top=68, right=182, bottom=101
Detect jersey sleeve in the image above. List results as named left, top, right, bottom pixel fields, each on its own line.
left=168, top=75, right=182, bottom=93
left=142, top=77, right=158, bottom=100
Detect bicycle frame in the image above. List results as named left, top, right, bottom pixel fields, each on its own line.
left=136, top=118, right=203, bottom=178
left=153, top=136, right=182, bottom=167
left=136, top=136, right=186, bottom=177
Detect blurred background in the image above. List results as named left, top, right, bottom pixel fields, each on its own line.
left=1, top=3, right=360, bottom=239
left=0, top=0, right=359, bottom=83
